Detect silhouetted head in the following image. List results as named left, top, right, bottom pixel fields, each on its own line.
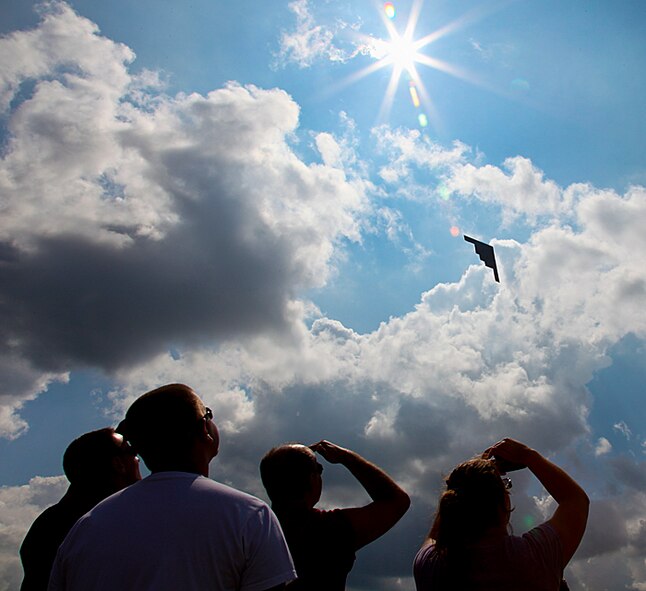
left=63, top=427, right=141, bottom=492
left=260, top=444, right=323, bottom=508
left=119, top=383, right=219, bottom=474
left=431, top=458, right=511, bottom=553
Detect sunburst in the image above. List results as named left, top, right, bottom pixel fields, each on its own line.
left=334, top=0, right=493, bottom=128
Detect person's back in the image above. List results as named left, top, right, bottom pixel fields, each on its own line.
left=53, top=472, right=291, bottom=589
left=272, top=505, right=356, bottom=591
left=20, top=428, right=141, bottom=591
left=414, top=438, right=589, bottom=591
left=48, top=383, right=295, bottom=591
left=414, top=522, right=562, bottom=590
left=261, top=440, right=410, bottom=591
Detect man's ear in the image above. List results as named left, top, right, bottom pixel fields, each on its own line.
left=200, top=420, right=219, bottom=456
left=200, top=420, right=211, bottom=438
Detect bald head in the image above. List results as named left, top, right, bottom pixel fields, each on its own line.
left=260, top=444, right=321, bottom=505
left=119, top=384, right=217, bottom=473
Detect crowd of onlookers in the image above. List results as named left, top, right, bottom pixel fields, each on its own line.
left=20, top=383, right=589, bottom=591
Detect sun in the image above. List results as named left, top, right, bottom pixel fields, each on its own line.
left=331, top=0, right=484, bottom=127
left=384, top=32, right=419, bottom=74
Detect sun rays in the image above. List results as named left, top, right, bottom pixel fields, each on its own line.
left=330, top=0, right=498, bottom=129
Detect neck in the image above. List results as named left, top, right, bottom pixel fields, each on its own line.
left=477, top=522, right=509, bottom=542
left=150, top=460, right=209, bottom=477
left=65, top=483, right=118, bottom=507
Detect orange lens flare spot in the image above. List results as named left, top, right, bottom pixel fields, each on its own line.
left=450, top=226, right=460, bottom=237
left=409, top=85, right=420, bottom=107
left=384, top=3, right=395, bottom=19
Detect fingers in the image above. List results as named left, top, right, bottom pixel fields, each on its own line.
left=309, top=440, right=349, bottom=464
left=309, top=440, right=330, bottom=453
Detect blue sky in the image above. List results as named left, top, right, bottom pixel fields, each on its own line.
left=0, top=1, right=645, bottom=589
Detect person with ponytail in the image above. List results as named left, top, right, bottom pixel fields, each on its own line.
left=414, top=438, right=589, bottom=590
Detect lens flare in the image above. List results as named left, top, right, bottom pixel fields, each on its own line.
left=384, top=2, right=395, bottom=19
left=437, top=184, right=451, bottom=200
left=523, top=514, right=536, bottom=529
left=510, top=77, right=530, bottom=92
left=418, top=113, right=428, bottom=127
left=409, top=83, right=421, bottom=107
left=450, top=226, right=460, bottom=237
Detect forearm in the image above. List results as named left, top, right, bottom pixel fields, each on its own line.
left=485, top=438, right=588, bottom=564
left=341, top=450, right=409, bottom=504
left=524, top=449, right=588, bottom=506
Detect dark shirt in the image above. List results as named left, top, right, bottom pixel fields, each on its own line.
left=276, top=507, right=356, bottom=591
left=20, top=488, right=102, bottom=591
left=413, top=523, right=563, bottom=591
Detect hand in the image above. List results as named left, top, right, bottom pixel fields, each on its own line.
left=482, top=438, right=533, bottom=472
left=309, top=440, right=351, bottom=464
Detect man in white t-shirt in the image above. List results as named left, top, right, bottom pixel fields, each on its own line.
left=48, top=383, right=296, bottom=591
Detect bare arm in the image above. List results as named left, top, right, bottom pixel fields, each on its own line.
left=484, top=438, right=589, bottom=566
left=310, top=440, right=410, bottom=550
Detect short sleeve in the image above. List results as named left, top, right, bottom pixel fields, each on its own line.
left=240, top=503, right=296, bottom=591
left=520, top=523, right=563, bottom=586
left=413, top=543, right=437, bottom=589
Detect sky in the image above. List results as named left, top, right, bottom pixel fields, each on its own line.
left=0, top=0, right=645, bottom=589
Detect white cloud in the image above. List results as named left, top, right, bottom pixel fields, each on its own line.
left=0, top=352, right=68, bottom=439
left=3, top=4, right=646, bottom=590
left=276, top=0, right=351, bottom=68
left=0, top=2, right=133, bottom=112
left=614, top=421, right=633, bottom=440
left=594, top=437, right=612, bottom=456
left=0, top=3, right=369, bottom=415
left=274, top=0, right=386, bottom=71
left=373, top=127, right=470, bottom=191
left=0, top=476, right=67, bottom=589
left=99, top=154, right=646, bottom=587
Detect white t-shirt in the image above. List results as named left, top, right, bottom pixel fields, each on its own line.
left=48, top=472, right=296, bottom=591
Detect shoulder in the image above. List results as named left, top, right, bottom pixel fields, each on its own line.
left=413, top=542, right=437, bottom=569
left=315, top=508, right=354, bottom=530
left=196, top=477, right=271, bottom=514
left=413, top=543, right=443, bottom=586
left=519, top=522, right=561, bottom=549
left=508, top=523, right=563, bottom=572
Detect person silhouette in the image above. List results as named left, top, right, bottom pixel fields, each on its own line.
left=260, top=440, right=410, bottom=590
left=414, top=438, right=589, bottom=590
left=48, top=383, right=295, bottom=591
left=20, top=427, right=141, bottom=591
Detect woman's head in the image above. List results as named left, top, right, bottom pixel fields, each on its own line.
left=431, top=458, right=511, bottom=552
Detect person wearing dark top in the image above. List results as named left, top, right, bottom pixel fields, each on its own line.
left=260, top=440, right=410, bottom=590
left=19, top=427, right=141, bottom=591
left=413, top=438, right=589, bottom=590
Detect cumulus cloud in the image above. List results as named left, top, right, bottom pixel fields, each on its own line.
left=0, top=476, right=67, bottom=588
left=373, top=126, right=576, bottom=223
left=594, top=436, right=612, bottom=456
left=0, top=2, right=368, bottom=430
left=2, top=3, right=646, bottom=591
left=98, top=122, right=646, bottom=589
